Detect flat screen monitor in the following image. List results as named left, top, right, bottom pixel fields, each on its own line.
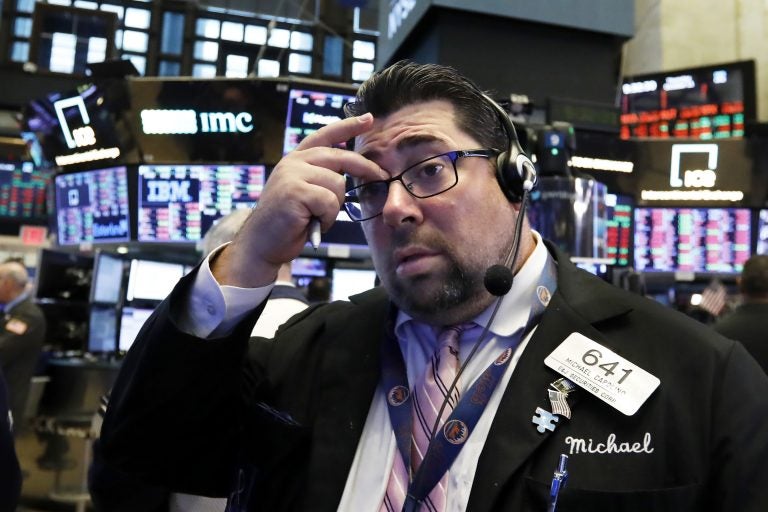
left=633, top=207, right=751, bottom=273
left=118, top=306, right=154, bottom=352
left=757, top=209, right=768, bottom=255
left=54, top=166, right=130, bottom=245
left=605, top=194, right=632, bottom=266
left=90, top=252, right=124, bottom=304
left=87, top=306, right=117, bottom=354
left=620, top=60, right=756, bottom=140
left=291, top=257, right=327, bottom=277
left=331, top=268, right=377, bottom=301
left=137, top=163, right=266, bottom=242
left=0, top=162, right=48, bottom=221
left=21, top=79, right=135, bottom=168
left=283, top=87, right=356, bottom=155
left=130, top=79, right=287, bottom=164
left=35, top=249, right=94, bottom=301
left=126, top=259, right=185, bottom=302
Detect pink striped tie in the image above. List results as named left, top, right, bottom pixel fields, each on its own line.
left=381, top=324, right=465, bottom=512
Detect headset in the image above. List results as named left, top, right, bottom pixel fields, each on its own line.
left=480, top=93, right=538, bottom=203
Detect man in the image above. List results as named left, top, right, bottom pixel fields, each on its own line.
left=101, top=61, right=768, bottom=511
left=0, top=261, right=46, bottom=430
left=714, top=254, right=768, bottom=373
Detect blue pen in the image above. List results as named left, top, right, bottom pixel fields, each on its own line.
left=547, top=454, right=569, bottom=512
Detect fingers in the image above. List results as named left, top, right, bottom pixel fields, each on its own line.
left=296, top=112, right=373, bottom=151
left=283, top=146, right=384, bottom=183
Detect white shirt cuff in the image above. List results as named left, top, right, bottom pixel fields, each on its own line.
left=180, top=244, right=274, bottom=338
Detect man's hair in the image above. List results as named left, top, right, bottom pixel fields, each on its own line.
left=198, top=208, right=252, bottom=256
left=0, top=262, right=29, bottom=289
left=741, top=254, right=768, bottom=298
left=345, top=60, right=508, bottom=152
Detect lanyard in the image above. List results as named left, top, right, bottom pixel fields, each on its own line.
left=381, top=256, right=558, bottom=510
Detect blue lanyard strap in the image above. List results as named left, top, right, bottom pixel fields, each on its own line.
left=381, top=255, right=558, bottom=509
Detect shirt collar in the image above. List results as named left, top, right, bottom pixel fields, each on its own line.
left=394, top=230, right=549, bottom=338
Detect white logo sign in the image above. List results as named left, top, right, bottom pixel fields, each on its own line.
left=670, top=144, right=718, bottom=188
left=53, top=96, right=95, bottom=149
left=140, top=109, right=254, bottom=135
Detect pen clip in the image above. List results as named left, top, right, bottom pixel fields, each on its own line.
left=548, top=454, right=569, bottom=512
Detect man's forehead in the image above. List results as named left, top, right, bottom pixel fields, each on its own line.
left=353, top=100, right=466, bottom=157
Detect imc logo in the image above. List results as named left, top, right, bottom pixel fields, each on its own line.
left=669, top=144, right=718, bottom=188
left=140, top=110, right=254, bottom=135
left=53, top=96, right=97, bottom=149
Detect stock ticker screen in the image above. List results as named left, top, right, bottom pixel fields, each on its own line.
left=283, top=88, right=356, bottom=155
left=633, top=207, right=751, bottom=273
left=620, top=61, right=755, bottom=140
left=137, top=164, right=266, bottom=242
left=605, top=194, right=632, bottom=266
left=0, top=162, right=48, bottom=221
left=54, top=166, right=130, bottom=245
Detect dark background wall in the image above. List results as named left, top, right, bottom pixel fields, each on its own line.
left=386, top=8, right=625, bottom=106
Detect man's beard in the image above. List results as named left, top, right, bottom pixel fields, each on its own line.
left=386, top=252, right=488, bottom=323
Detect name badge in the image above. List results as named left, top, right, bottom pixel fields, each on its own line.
left=545, top=333, right=660, bottom=416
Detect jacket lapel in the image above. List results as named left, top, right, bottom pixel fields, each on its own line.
left=467, top=245, right=635, bottom=511
left=303, top=288, right=390, bottom=511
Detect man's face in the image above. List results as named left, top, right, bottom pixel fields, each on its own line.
left=0, top=274, right=12, bottom=305
left=355, top=100, right=520, bottom=324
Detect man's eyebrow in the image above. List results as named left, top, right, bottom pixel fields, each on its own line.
left=360, top=134, right=446, bottom=161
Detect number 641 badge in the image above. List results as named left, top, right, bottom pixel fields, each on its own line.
left=544, top=332, right=660, bottom=416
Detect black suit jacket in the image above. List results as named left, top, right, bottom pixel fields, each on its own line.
left=0, top=369, right=21, bottom=512
left=0, top=296, right=46, bottom=425
left=101, top=245, right=768, bottom=511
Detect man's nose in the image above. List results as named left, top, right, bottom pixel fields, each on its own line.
left=380, top=181, right=422, bottom=226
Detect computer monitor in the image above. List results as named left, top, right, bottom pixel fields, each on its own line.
left=331, top=267, right=377, bottom=301
left=283, top=87, right=356, bottom=155
left=35, top=249, right=94, bottom=302
left=757, top=209, right=768, bottom=255
left=292, top=257, right=327, bottom=277
left=90, top=251, right=124, bottom=305
left=87, top=306, right=117, bottom=354
left=605, top=193, right=632, bottom=266
left=137, top=163, right=266, bottom=242
left=620, top=60, right=756, bottom=139
left=634, top=207, right=751, bottom=273
left=53, top=166, right=131, bottom=245
left=126, top=259, right=185, bottom=302
left=118, top=306, right=154, bottom=352
left=0, top=161, right=48, bottom=222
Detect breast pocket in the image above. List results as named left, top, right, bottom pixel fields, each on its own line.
left=524, top=477, right=704, bottom=511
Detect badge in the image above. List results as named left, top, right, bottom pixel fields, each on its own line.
left=5, top=318, right=28, bottom=335
left=544, top=332, right=661, bottom=416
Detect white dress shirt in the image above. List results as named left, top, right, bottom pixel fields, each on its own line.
left=179, top=232, right=550, bottom=511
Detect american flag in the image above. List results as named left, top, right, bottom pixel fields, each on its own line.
left=699, top=279, right=728, bottom=316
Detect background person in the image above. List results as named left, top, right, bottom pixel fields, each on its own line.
left=713, top=254, right=768, bottom=373
left=100, top=61, right=768, bottom=512
left=0, top=261, right=46, bottom=432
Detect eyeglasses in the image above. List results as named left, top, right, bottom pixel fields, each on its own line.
left=343, top=149, right=497, bottom=222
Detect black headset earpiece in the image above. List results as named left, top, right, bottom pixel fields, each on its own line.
left=480, top=93, right=537, bottom=203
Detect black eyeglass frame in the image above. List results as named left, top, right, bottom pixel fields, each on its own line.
left=343, top=148, right=498, bottom=222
